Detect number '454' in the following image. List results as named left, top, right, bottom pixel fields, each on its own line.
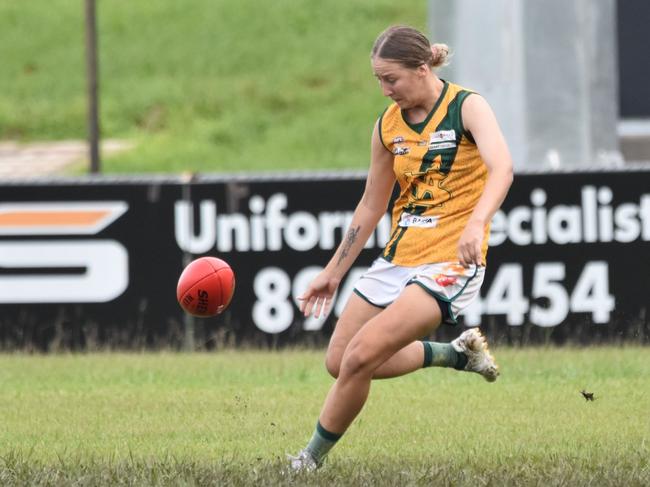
left=463, top=261, right=615, bottom=327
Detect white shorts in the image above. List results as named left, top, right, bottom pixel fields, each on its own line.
left=353, top=257, right=485, bottom=326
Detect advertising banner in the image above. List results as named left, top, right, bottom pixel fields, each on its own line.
left=0, top=170, right=648, bottom=349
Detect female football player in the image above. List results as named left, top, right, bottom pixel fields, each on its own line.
left=290, top=25, right=513, bottom=470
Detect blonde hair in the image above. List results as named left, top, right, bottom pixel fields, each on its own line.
left=372, top=26, right=450, bottom=69
left=430, top=43, right=450, bottom=68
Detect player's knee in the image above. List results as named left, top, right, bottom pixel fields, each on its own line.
left=325, top=335, right=350, bottom=378
left=325, top=355, right=340, bottom=378
left=325, top=346, right=344, bottom=378
left=339, top=344, right=375, bottom=379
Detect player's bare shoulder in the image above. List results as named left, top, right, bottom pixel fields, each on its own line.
left=460, top=93, right=495, bottom=131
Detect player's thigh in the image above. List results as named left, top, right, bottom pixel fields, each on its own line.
left=326, top=292, right=383, bottom=375
left=341, top=284, right=442, bottom=374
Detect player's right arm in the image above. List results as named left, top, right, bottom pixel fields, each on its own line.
left=299, top=121, right=395, bottom=317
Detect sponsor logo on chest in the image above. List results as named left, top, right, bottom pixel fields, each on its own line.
left=428, top=129, right=457, bottom=150
left=398, top=212, right=439, bottom=228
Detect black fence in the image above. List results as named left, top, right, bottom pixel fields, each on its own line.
left=1, top=169, right=648, bottom=350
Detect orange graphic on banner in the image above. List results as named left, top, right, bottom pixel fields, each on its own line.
left=0, top=211, right=110, bottom=227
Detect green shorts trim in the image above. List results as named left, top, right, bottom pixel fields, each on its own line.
left=407, top=265, right=480, bottom=326
left=353, top=288, right=387, bottom=309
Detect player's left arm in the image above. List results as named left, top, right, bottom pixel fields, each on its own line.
left=458, top=94, right=514, bottom=266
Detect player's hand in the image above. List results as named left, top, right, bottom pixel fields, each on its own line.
left=298, top=271, right=341, bottom=318
left=457, top=219, right=485, bottom=267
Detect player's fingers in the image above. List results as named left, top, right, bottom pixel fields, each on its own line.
left=298, top=292, right=309, bottom=313
left=312, top=297, right=322, bottom=318
left=458, top=248, right=469, bottom=268
left=464, top=252, right=473, bottom=267
left=309, top=296, right=323, bottom=317
left=303, top=296, right=315, bottom=317
left=322, top=298, right=332, bottom=318
left=466, top=247, right=477, bottom=266
left=471, top=243, right=482, bottom=265
left=300, top=287, right=318, bottom=312
left=322, top=297, right=331, bottom=317
left=312, top=295, right=332, bottom=319
left=316, top=297, right=329, bottom=319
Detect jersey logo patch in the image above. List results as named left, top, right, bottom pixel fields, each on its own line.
left=428, top=141, right=456, bottom=151
left=428, top=130, right=457, bottom=150
left=398, top=212, right=438, bottom=228
left=393, top=146, right=410, bottom=156
left=429, top=129, right=456, bottom=142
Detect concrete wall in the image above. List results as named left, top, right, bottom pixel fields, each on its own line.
left=428, top=0, right=622, bottom=170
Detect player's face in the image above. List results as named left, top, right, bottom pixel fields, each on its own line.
left=372, top=57, right=426, bottom=108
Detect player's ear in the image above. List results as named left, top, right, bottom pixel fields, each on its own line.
left=416, top=63, right=429, bottom=78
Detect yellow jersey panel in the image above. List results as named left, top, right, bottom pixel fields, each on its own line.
left=379, top=81, right=489, bottom=266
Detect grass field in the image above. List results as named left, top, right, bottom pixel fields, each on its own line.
left=0, top=0, right=426, bottom=173
left=0, top=348, right=648, bottom=485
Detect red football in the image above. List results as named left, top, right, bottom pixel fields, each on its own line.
left=177, top=257, right=235, bottom=317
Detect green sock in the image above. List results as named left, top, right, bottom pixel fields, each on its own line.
left=305, top=421, right=342, bottom=465
left=421, top=341, right=468, bottom=370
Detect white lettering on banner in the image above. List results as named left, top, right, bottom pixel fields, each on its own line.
left=174, top=200, right=216, bottom=253
left=462, top=261, right=615, bottom=327
left=489, top=186, right=650, bottom=246
left=252, top=261, right=616, bottom=333
left=252, top=265, right=366, bottom=333
left=174, top=193, right=392, bottom=253
left=285, top=212, right=320, bottom=251
left=253, top=267, right=294, bottom=334
left=0, top=241, right=128, bottom=303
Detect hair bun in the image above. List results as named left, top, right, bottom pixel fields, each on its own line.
left=431, top=43, right=450, bottom=68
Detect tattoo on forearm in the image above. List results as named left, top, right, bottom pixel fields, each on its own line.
left=337, top=225, right=361, bottom=266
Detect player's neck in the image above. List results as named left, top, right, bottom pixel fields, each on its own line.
left=404, top=77, right=445, bottom=122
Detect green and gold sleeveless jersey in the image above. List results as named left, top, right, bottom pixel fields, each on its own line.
left=379, top=81, right=489, bottom=266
